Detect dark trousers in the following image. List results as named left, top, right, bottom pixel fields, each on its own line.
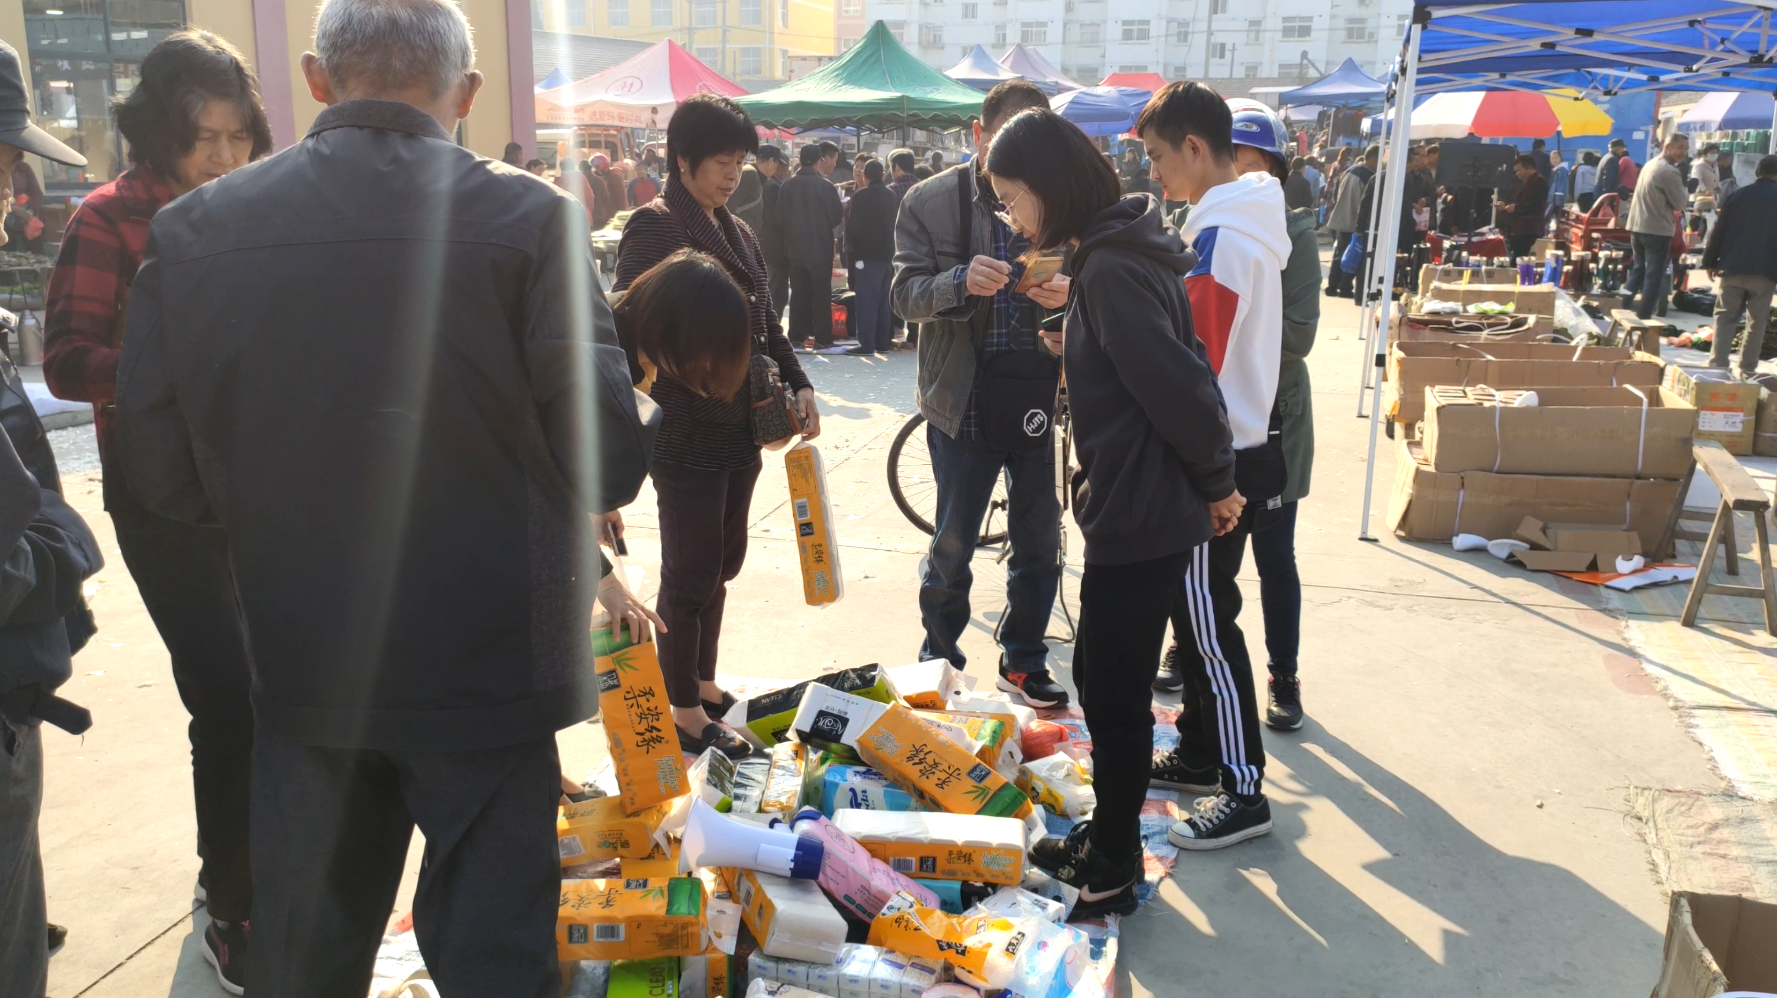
left=789, top=261, right=831, bottom=347
left=918, top=425, right=1059, bottom=674
left=653, top=459, right=762, bottom=708
left=1073, top=551, right=1191, bottom=865
left=766, top=256, right=790, bottom=326
left=1628, top=231, right=1672, bottom=320
left=852, top=259, right=893, bottom=352
left=1169, top=530, right=1267, bottom=799
left=1251, top=501, right=1301, bottom=678
left=0, top=722, right=45, bottom=998
left=1328, top=231, right=1353, bottom=294
left=1507, top=232, right=1537, bottom=262
left=109, top=485, right=254, bottom=923
left=247, top=731, right=561, bottom=998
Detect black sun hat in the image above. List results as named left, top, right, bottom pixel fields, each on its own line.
left=0, top=40, right=88, bottom=167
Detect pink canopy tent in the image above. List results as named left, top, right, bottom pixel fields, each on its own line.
left=536, top=39, right=746, bottom=128
left=1098, top=72, right=1166, bottom=95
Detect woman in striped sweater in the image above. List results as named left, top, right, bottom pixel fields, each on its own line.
left=613, top=92, right=819, bottom=759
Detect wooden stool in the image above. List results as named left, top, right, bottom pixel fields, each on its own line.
left=1680, top=441, right=1777, bottom=636
left=1604, top=308, right=1666, bottom=354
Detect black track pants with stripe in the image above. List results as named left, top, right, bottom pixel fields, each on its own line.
left=1170, top=529, right=1268, bottom=799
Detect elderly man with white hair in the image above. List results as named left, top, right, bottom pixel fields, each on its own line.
left=112, top=0, right=660, bottom=993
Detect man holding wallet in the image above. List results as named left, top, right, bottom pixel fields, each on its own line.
left=892, top=80, right=1074, bottom=708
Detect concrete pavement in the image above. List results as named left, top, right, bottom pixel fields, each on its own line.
left=36, top=281, right=1747, bottom=997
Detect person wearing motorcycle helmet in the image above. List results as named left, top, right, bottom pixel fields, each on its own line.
left=1138, top=84, right=1290, bottom=852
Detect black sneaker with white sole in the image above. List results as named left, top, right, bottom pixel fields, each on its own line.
left=1029, top=820, right=1092, bottom=874
left=1152, top=642, right=1184, bottom=693
left=1052, top=841, right=1141, bottom=922
left=1168, top=791, right=1273, bottom=851
left=1149, top=748, right=1220, bottom=793
left=997, top=664, right=1069, bottom=709
left=202, top=919, right=249, bottom=995
left=1266, top=676, right=1304, bottom=731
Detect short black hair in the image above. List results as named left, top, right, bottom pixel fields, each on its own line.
left=980, top=79, right=1049, bottom=131
left=985, top=108, right=1120, bottom=251
left=1364, top=144, right=1380, bottom=162
left=1758, top=154, right=1777, bottom=179
left=1702, top=142, right=1720, bottom=155
left=864, top=159, right=884, bottom=183
left=1135, top=81, right=1233, bottom=163
left=889, top=148, right=917, bottom=174
left=756, top=145, right=786, bottom=163
left=1610, top=138, right=1627, bottom=149
left=523, top=158, right=546, bottom=171
left=615, top=249, right=753, bottom=400
left=1531, top=138, right=1545, bottom=149
left=914, top=164, right=933, bottom=180
left=818, top=140, right=840, bottom=159
left=112, top=30, right=273, bottom=180
left=666, top=93, right=758, bottom=181
left=502, top=141, right=524, bottom=165
left=1290, top=156, right=1306, bottom=171
left=800, top=143, right=824, bottom=168
left=1514, top=154, right=1538, bottom=170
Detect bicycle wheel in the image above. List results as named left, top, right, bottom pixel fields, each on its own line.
left=886, top=413, right=1010, bottom=548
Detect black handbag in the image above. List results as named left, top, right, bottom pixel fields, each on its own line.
left=1234, top=402, right=1289, bottom=532
left=749, top=351, right=804, bottom=449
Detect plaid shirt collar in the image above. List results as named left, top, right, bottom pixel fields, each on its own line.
left=112, top=166, right=177, bottom=220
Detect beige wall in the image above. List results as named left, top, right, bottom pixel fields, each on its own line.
left=458, top=0, right=513, bottom=159
left=186, top=0, right=261, bottom=70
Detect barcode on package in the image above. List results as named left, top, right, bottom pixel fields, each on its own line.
left=558, top=835, right=585, bottom=860
left=891, top=857, right=915, bottom=874
left=594, top=924, right=625, bottom=942
left=794, top=498, right=811, bottom=520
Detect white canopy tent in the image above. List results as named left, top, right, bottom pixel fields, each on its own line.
left=1353, top=1, right=1777, bottom=540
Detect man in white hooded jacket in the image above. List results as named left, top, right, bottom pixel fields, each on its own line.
left=1138, top=82, right=1291, bottom=850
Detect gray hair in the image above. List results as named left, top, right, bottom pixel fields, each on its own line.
left=314, top=0, right=475, bottom=99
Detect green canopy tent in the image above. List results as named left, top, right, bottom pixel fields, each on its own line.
left=735, top=21, right=984, bottom=130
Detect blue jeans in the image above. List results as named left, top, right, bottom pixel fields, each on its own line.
left=918, top=423, right=1060, bottom=674
left=851, top=260, right=893, bottom=352
left=1250, top=501, right=1301, bottom=677
left=1627, top=231, right=1671, bottom=320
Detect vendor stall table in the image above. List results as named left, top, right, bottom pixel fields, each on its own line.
left=1678, top=441, right=1777, bottom=636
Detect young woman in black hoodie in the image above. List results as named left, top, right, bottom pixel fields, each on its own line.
left=984, top=108, right=1243, bottom=919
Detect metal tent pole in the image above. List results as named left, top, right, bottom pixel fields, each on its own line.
left=1357, top=13, right=1423, bottom=542
left=1354, top=105, right=1393, bottom=417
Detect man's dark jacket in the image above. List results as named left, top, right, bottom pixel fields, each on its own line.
left=113, top=100, right=657, bottom=752
left=1702, top=176, right=1777, bottom=280
left=776, top=166, right=843, bottom=266
left=843, top=181, right=898, bottom=266
left=1507, top=172, right=1549, bottom=236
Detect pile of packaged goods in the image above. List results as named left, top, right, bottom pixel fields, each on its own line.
left=554, top=642, right=1115, bottom=998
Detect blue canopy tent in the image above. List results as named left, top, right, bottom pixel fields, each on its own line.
left=946, top=45, right=1021, bottom=92
left=1278, top=57, right=1387, bottom=107
left=1353, top=1, right=1777, bottom=539
left=535, top=67, right=571, bottom=92
left=1049, top=86, right=1154, bottom=137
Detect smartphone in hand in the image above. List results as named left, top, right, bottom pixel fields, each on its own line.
left=1015, top=254, right=1066, bottom=295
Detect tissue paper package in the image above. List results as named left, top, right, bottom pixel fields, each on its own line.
left=785, top=443, right=843, bottom=605
left=818, top=765, right=920, bottom=816
left=723, top=867, right=849, bottom=965
left=558, top=796, right=672, bottom=866
left=723, top=665, right=899, bottom=749
left=592, top=629, right=690, bottom=814
left=783, top=809, right=939, bottom=920
left=832, top=809, right=1026, bottom=885
left=854, top=704, right=1032, bottom=819
left=557, top=878, right=708, bottom=961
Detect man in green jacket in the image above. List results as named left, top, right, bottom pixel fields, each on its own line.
left=1155, top=101, right=1320, bottom=732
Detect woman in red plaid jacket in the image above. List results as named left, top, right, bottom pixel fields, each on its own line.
left=40, top=29, right=270, bottom=995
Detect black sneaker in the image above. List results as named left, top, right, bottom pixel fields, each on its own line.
left=1168, top=792, right=1273, bottom=851
left=1152, top=642, right=1185, bottom=693
left=1052, top=842, right=1140, bottom=922
left=997, top=664, right=1069, bottom=709
left=47, top=923, right=66, bottom=958
left=1149, top=748, right=1220, bottom=793
left=678, top=722, right=754, bottom=760
left=1266, top=676, right=1304, bottom=731
left=202, top=920, right=249, bottom=996
left=1029, top=820, right=1092, bottom=874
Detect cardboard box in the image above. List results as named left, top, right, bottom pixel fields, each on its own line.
left=1386, top=341, right=1660, bottom=425
left=559, top=795, right=671, bottom=866
left=785, top=444, right=843, bottom=606
left=1392, top=311, right=1554, bottom=346
left=1652, top=892, right=1777, bottom=998
left=1420, top=385, right=1697, bottom=479
left=855, top=704, right=1033, bottom=819
left=557, top=878, right=708, bottom=961
left=593, top=630, right=690, bottom=814
left=832, top=809, right=1025, bottom=885
left=1508, top=517, right=1643, bottom=572
left=1752, top=387, right=1777, bottom=457
left=723, top=665, right=900, bottom=749
left=1387, top=439, right=1683, bottom=544
left=1420, top=264, right=1519, bottom=290
left=884, top=660, right=965, bottom=710
left=1423, top=281, right=1558, bottom=317
left=1664, top=365, right=1762, bottom=456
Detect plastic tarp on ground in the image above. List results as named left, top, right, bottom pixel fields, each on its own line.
left=998, top=44, right=1082, bottom=94
left=947, top=44, right=1020, bottom=91
left=535, top=39, right=745, bottom=127
left=1677, top=90, right=1777, bottom=132
left=734, top=21, right=985, bottom=130
left=1278, top=57, right=1386, bottom=107
left=1051, top=86, right=1154, bottom=137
